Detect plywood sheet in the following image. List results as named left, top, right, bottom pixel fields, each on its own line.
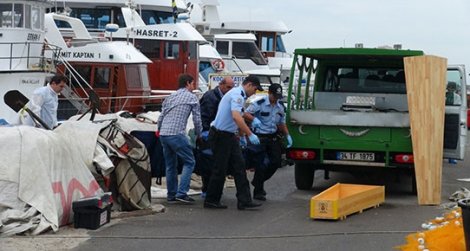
left=404, top=55, right=447, bottom=205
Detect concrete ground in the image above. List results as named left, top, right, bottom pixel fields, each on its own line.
left=2, top=146, right=469, bottom=251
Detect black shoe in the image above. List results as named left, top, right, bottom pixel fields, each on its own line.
left=252, top=182, right=266, bottom=196
left=176, top=195, right=195, bottom=204
left=167, top=197, right=177, bottom=203
left=253, top=193, right=266, bottom=201
left=261, top=189, right=267, bottom=196
left=204, top=201, right=228, bottom=209
left=237, top=201, right=261, bottom=210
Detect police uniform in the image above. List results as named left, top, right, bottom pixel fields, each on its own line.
left=205, top=86, right=253, bottom=206
left=246, top=94, right=286, bottom=199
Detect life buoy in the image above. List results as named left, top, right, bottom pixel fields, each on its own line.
left=211, top=59, right=225, bottom=71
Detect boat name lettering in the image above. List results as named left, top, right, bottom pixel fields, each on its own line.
left=135, top=29, right=178, bottom=38
left=27, top=33, right=41, bottom=41
left=20, top=78, right=40, bottom=85
left=60, top=51, right=95, bottom=59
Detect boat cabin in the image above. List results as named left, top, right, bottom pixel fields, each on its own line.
left=49, top=4, right=206, bottom=92
left=44, top=13, right=153, bottom=116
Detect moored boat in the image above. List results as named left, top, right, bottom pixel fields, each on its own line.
left=0, top=0, right=59, bottom=124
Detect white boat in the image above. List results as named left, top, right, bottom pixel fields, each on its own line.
left=53, top=0, right=282, bottom=87
left=0, top=0, right=58, bottom=124
left=49, top=0, right=213, bottom=93
left=192, top=0, right=293, bottom=80
left=44, top=12, right=154, bottom=115
left=212, top=33, right=270, bottom=73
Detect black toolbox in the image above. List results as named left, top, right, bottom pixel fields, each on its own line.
left=72, top=192, right=112, bottom=230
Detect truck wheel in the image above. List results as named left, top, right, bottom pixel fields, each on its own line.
left=295, top=164, right=315, bottom=190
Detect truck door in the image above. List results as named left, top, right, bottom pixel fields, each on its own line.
left=443, top=65, right=467, bottom=160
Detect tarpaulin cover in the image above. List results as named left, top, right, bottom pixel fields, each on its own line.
left=0, top=121, right=106, bottom=236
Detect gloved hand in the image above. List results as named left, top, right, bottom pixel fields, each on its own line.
left=248, top=133, right=260, bottom=145
left=239, top=136, right=247, bottom=147
left=155, top=130, right=160, bottom=138
left=201, top=131, right=209, bottom=141
left=251, top=117, right=262, bottom=129
left=286, top=134, right=293, bottom=148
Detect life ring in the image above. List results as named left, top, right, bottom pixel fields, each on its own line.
left=211, top=59, right=225, bottom=71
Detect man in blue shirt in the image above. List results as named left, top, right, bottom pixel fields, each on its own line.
left=204, top=75, right=263, bottom=210
left=198, top=76, right=234, bottom=196
left=244, top=84, right=293, bottom=201
left=157, top=74, right=202, bottom=204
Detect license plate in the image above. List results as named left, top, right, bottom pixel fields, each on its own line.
left=337, top=152, right=375, bottom=161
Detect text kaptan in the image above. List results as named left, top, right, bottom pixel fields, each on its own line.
left=60, top=51, right=95, bottom=59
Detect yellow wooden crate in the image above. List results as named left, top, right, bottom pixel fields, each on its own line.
left=310, top=183, right=385, bottom=220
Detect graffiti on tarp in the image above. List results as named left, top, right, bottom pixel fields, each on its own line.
left=52, top=178, right=101, bottom=226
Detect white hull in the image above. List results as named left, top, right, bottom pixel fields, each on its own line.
left=0, top=72, right=51, bottom=124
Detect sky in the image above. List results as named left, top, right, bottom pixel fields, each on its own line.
left=191, top=0, right=470, bottom=73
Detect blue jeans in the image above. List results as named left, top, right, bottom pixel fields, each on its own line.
left=160, top=134, right=195, bottom=199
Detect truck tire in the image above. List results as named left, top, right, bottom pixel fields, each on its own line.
left=295, top=164, right=315, bottom=190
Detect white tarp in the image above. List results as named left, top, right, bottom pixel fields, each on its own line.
left=0, top=121, right=107, bottom=236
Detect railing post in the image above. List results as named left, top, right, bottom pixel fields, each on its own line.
left=26, top=42, right=30, bottom=68
left=9, top=43, right=13, bottom=70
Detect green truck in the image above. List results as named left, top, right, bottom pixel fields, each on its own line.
left=286, top=48, right=467, bottom=190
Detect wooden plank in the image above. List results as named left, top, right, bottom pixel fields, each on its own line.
left=404, top=55, right=447, bottom=205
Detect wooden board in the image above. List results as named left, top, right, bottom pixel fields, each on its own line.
left=310, top=183, right=385, bottom=220
left=404, top=55, right=447, bottom=205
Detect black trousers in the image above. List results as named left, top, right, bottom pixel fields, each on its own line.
left=197, top=141, right=213, bottom=193
left=205, top=127, right=252, bottom=204
left=251, top=135, right=282, bottom=194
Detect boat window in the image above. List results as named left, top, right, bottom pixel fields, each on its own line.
left=13, top=4, right=23, bottom=28
left=260, top=34, right=275, bottom=52
left=54, top=19, right=72, bottom=28
left=125, top=65, right=143, bottom=89
left=0, top=4, right=13, bottom=28
left=31, top=6, right=41, bottom=29
left=233, top=41, right=267, bottom=65
left=94, top=67, right=110, bottom=89
left=139, top=64, right=150, bottom=90
left=132, top=39, right=160, bottom=58
left=68, top=8, right=112, bottom=31
left=164, top=41, right=179, bottom=59
left=69, top=65, right=92, bottom=88
left=24, top=4, right=31, bottom=29
left=140, top=10, right=174, bottom=24
left=276, top=35, right=286, bottom=53
left=253, top=75, right=273, bottom=86
left=216, top=41, right=229, bottom=56
left=188, top=42, right=197, bottom=59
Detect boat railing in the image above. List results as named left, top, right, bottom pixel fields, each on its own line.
left=58, top=94, right=170, bottom=114
left=0, top=42, right=60, bottom=72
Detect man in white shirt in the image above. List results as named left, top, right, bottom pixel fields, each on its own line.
left=28, top=74, right=67, bottom=129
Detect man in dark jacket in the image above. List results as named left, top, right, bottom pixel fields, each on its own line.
left=198, top=76, right=234, bottom=196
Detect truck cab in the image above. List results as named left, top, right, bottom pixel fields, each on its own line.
left=286, top=48, right=467, bottom=190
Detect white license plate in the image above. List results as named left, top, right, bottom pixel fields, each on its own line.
left=337, top=152, right=375, bottom=161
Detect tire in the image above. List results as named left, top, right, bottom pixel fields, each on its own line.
left=295, top=164, right=315, bottom=190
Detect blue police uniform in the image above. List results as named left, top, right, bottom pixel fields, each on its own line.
left=245, top=95, right=286, bottom=200
left=212, top=86, right=246, bottom=133
left=205, top=86, right=253, bottom=206
left=246, top=96, right=286, bottom=134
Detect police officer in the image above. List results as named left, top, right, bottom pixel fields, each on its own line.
left=204, top=75, right=263, bottom=210
left=244, top=83, right=293, bottom=201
